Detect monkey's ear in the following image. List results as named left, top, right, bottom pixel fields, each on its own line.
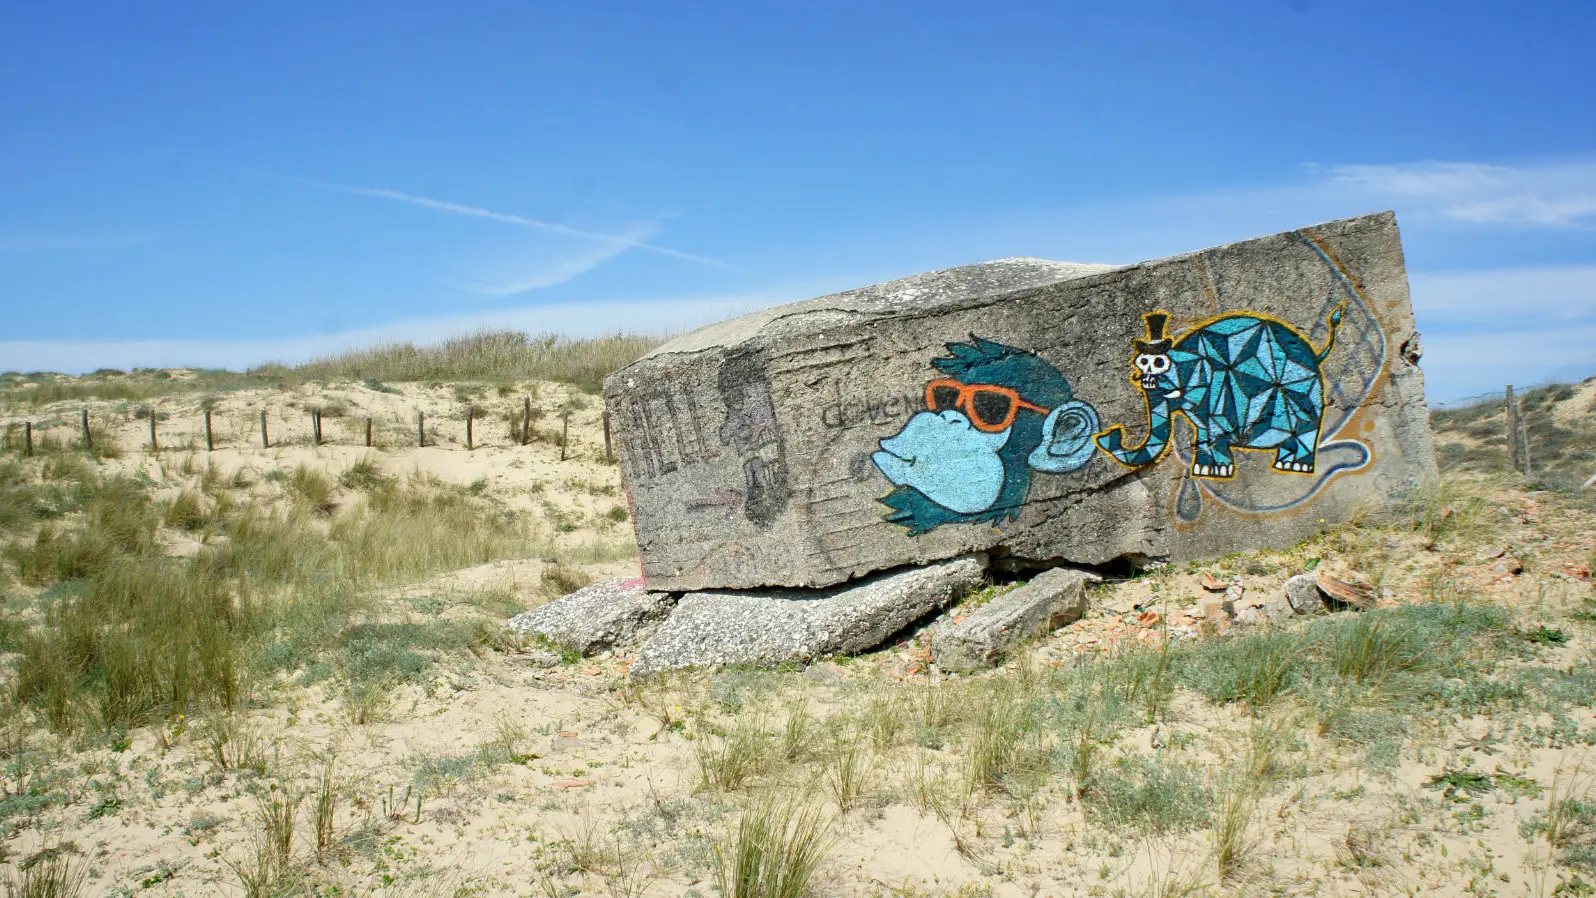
left=1028, top=400, right=1102, bottom=475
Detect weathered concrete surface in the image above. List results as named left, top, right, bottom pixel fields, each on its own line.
left=628, top=554, right=986, bottom=679
left=506, top=578, right=676, bottom=656
left=932, top=567, right=1100, bottom=672
left=608, top=212, right=1436, bottom=592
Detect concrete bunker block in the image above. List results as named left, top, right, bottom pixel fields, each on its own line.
left=608, top=212, right=1436, bottom=594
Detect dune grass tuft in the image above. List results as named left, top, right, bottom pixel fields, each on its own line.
left=262, top=330, right=663, bottom=392
left=4, top=846, right=86, bottom=898
left=715, top=792, right=833, bottom=898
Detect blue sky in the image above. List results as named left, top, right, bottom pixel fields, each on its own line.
left=2, top=1, right=1593, bottom=402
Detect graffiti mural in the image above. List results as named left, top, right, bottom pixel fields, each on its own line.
left=869, top=232, right=1391, bottom=536
left=716, top=350, right=792, bottom=529
left=1095, top=304, right=1346, bottom=478
left=871, top=337, right=1100, bottom=535
left=1156, top=232, right=1386, bottom=523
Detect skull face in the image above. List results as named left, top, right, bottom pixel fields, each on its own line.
left=1133, top=352, right=1173, bottom=391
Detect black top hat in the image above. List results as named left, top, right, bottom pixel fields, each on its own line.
left=1133, top=312, right=1173, bottom=354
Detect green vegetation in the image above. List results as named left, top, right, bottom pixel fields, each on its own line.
left=2, top=459, right=528, bottom=735
left=1431, top=378, right=1596, bottom=493
left=715, top=793, right=833, bottom=898
left=0, top=361, right=1590, bottom=896
left=4, top=846, right=85, bottom=898
left=259, top=330, right=663, bottom=393
left=1, top=330, right=661, bottom=410
left=0, top=368, right=273, bottom=410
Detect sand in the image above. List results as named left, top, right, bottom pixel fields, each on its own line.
left=0, top=375, right=1594, bottom=896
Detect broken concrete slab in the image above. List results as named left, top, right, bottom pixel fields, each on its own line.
left=608, top=212, right=1436, bottom=592
left=506, top=577, right=676, bottom=656
left=932, top=566, right=1100, bottom=672
left=628, top=554, right=986, bottom=680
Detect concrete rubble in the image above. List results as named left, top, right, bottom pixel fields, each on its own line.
left=627, top=555, right=985, bottom=680
left=931, top=567, right=1100, bottom=672
left=1285, top=572, right=1331, bottom=615
left=506, top=577, right=676, bottom=656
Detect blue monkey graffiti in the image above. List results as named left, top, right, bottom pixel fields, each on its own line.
left=1095, top=305, right=1346, bottom=478
left=871, top=337, right=1100, bottom=535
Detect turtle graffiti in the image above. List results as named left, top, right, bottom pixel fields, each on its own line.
left=1094, top=305, right=1346, bottom=478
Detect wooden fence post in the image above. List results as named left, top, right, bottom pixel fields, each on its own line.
left=365, top=417, right=373, bottom=448
left=261, top=410, right=270, bottom=448
left=602, top=409, right=613, bottom=462
left=1505, top=385, right=1519, bottom=472
left=205, top=409, right=214, bottom=452
left=418, top=411, right=425, bottom=448
left=466, top=405, right=474, bottom=450
left=81, top=409, right=92, bottom=450
left=148, top=412, right=158, bottom=452
left=24, top=422, right=32, bottom=457
left=560, top=413, right=570, bottom=461
left=1518, top=395, right=1533, bottom=476
left=521, top=397, right=531, bottom=446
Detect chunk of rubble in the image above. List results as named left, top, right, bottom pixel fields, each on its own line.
left=1234, top=605, right=1268, bottom=626
left=1316, top=570, right=1376, bottom=609
left=628, top=555, right=986, bottom=680
left=1285, top=572, right=1330, bottom=615
left=931, top=567, right=1101, bottom=673
left=1264, top=590, right=1295, bottom=621
left=1200, top=595, right=1235, bottom=628
left=506, top=577, right=677, bottom=656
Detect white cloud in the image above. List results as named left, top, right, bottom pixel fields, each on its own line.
left=4, top=247, right=1588, bottom=405
left=12, top=162, right=1592, bottom=406
left=1406, top=263, right=1596, bottom=401
left=1319, top=160, right=1596, bottom=226
left=895, top=163, right=1596, bottom=401
left=1409, top=264, right=1596, bottom=323
left=1420, top=324, right=1596, bottom=405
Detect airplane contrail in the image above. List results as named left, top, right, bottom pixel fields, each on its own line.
left=298, top=178, right=729, bottom=269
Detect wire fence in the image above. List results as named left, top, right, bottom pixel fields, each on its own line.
left=1430, top=375, right=1591, bottom=411
left=0, top=401, right=614, bottom=463
left=1430, top=379, right=1596, bottom=488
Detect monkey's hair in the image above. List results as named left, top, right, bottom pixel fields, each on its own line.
left=932, top=336, right=1075, bottom=409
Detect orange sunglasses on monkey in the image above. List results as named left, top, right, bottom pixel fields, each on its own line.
left=925, top=378, right=1049, bottom=433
